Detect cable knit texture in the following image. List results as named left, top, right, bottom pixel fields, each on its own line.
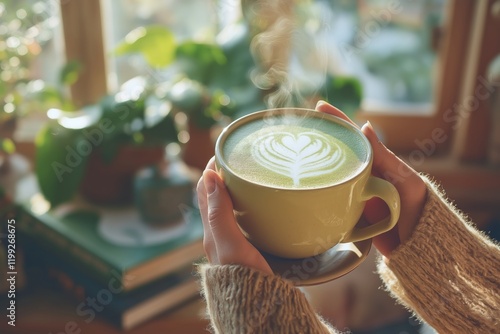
left=199, top=264, right=339, bottom=333
left=377, top=175, right=500, bottom=333
left=199, top=175, right=500, bottom=333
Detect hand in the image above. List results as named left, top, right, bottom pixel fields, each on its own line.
left=197, top=101, right=427, bottom=271
left=315, top=101, right=427, bottom=258
left=197, top=158, right=273, bottom=274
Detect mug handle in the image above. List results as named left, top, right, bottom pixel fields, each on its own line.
left=343, top=176, right=400, bottom=243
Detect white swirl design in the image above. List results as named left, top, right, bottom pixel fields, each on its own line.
left=252, top=131, right=345, bottom=186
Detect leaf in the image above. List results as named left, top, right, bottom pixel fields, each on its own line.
left=165, top=78, right=205, bottom=114
left=100, top=94, right=146, bottom=137
left=141, top=95, right=178, bottom=145
left=176, top=41, right=226, bottom=66
left=142, top=113, right=178, bottom=145
left=211, top=22, right=255, bottom=89
left=322, top=76, right=363, bottom=118
left=35, top=124, right=89, bottom=207
left=36, top=86, right=64, bottom=105
left=59, top=60, right=82, bottom=86
left=175, top=42, right=226, bottom=84
left=98, top=135, right=124, bottom=164
left=0, top=138, right=15, bottom=154
left=55, top=105, right=102, bottom=130
left=114, top=26, right=177, bottom=68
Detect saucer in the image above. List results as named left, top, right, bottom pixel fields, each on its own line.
left=261, top=239, right=372, bottom=286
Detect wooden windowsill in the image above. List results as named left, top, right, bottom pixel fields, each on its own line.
left=403, top=155, right=500, bottom=216
left=415, top=156, right=500, bottom=230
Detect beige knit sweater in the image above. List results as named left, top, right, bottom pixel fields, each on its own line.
left=199, top=177, right=500, bottom=333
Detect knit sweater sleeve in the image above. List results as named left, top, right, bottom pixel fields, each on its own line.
left=198, top=264, right=339, bottom=334
left=377, top=175, right=500, bottom=333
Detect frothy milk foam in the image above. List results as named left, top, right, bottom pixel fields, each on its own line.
left=223, top=113, right=368, bottom=189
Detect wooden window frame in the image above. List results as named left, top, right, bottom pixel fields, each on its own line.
left=16, top=1, right=496, bottom=157
left=357, top=0, right=500, bottom=162
left=60, top=0, right=107, bottom=107
left=56, top=0, right=499, bottom=158
left=53, top=1, right=497, bottom=229
left=9, top=0, right=500, bottom=255
left=15, top=0, right=107, bottom=161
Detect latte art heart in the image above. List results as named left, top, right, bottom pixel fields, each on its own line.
left=252, top=131, right=345, bottom=186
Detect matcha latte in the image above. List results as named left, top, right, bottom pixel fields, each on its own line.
left=222, top=113, right=368, bottom=189
left=214, top=108, right=400, bottom=259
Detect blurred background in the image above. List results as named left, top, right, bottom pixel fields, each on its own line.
left=1, top=0, right=499, bottom=333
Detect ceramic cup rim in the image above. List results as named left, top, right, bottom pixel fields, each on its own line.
left=215, top=107, right=373, bottom=191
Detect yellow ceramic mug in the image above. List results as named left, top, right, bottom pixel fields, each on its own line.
left=215, top=108, right=400, bottom=259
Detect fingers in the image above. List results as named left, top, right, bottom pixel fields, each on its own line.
left=315, top=100, right=418, bottom=184
left=360, top=121, right=427, bottom=256
left=197, top=174, right=217, bottom=263
left=315, top=100, right=358, bottom=128
left=315, top=101, right=418, bottom=187
left=198, top=170, right=274, bottom=274
left=364, top=197, right=401, bottom=257
left=203, top=169, right=248, bottom=261
left=361, top=121, right=417, bottom=183
left=197, top=157, right=219, bottom=263
left=206, top=156, right=216, bottom=171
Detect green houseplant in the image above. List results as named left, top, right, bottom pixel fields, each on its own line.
left=35, top=12, right=363, bottom=207
left=114, top=23, right=266, bottom=169
left=34, top=22, right=262, bottom=207
left=35, top=85, right=178, bottom=207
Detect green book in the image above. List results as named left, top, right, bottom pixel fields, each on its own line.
left=19, top=197, right=204, bottom=292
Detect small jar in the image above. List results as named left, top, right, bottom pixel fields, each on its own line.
left=134, top=160, right=194, bottom=227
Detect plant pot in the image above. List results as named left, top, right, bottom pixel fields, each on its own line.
left=182, top=121, right=215, bottom=171
left=80, top=145, right=165, bottom=205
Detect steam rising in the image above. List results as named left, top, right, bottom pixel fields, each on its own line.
left=246, top=0, right=330, bottom=109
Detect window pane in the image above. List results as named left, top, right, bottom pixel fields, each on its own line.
left=103, top=0, right=447, bottom=115
left=1, top=0, right=65, bottom=139
left=103, top=0, right=224, bottom=89
left=317, top=0, right=448, bottom=112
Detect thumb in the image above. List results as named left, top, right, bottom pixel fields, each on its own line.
left=203, top=170, right=244, bottom=246
left=361, top=121, right=414, bottom=180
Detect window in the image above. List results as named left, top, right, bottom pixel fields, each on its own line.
left=1, top=0, right=65, bottom=141
left=102, top=0, right=222, bottom=89
left=287, top=0, right=448, bottom=114
left=355, top=0, right=499, bottom=158
left=8, top=0, right=500, bottom=164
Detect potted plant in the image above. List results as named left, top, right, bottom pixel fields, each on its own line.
left=35, top=82, right=178, bottom=207
left=114, top=23, right=266, bottom=170
left=35, top=9, right=363, bottom=207
left=114, top=21, right=364, bottom=170
left=33, top=20, right=263, bottom=207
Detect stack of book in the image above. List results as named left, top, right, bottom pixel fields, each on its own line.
left=18, top=194, right=205, bottom=330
